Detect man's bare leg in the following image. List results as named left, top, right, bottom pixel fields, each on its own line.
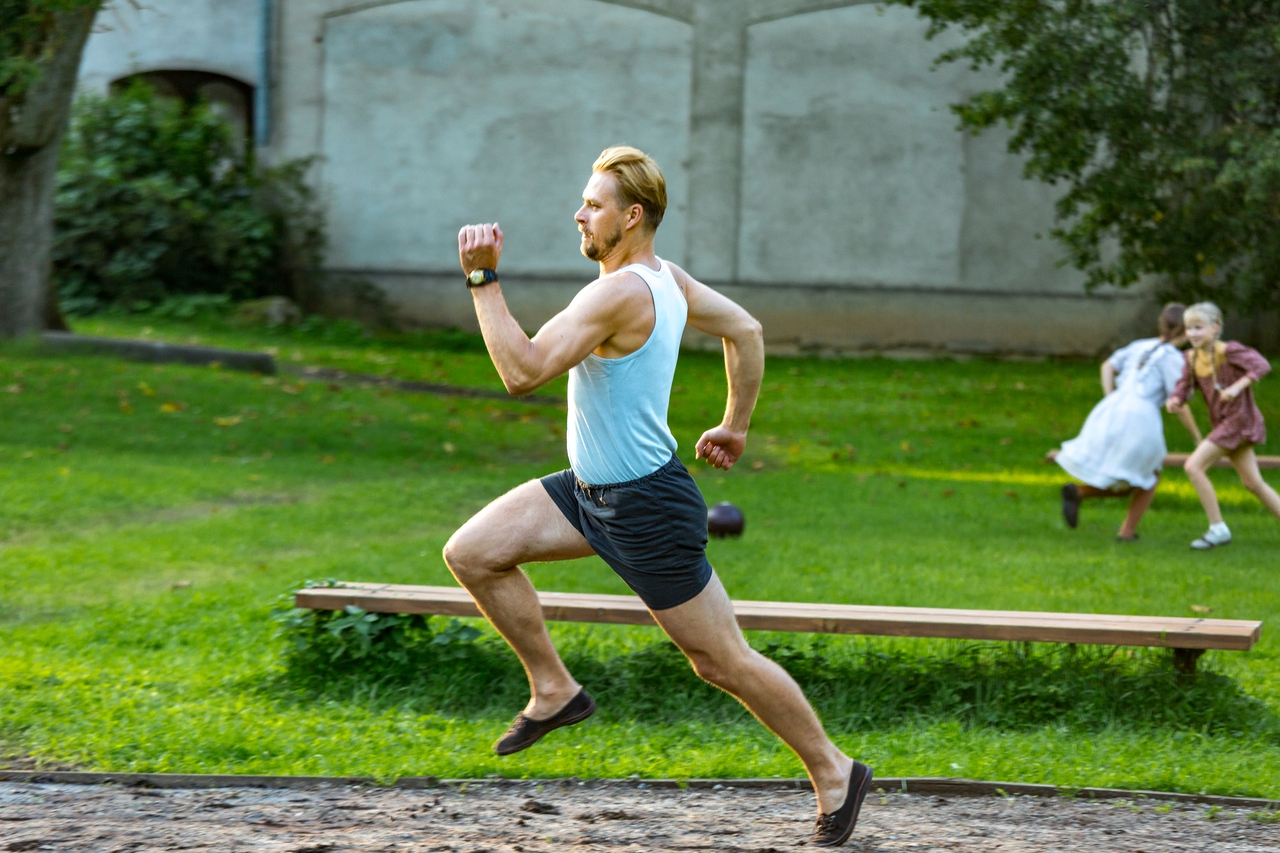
left=442, top=480, right=595, bottom=719
left=650, top=574, right=854, bottom=815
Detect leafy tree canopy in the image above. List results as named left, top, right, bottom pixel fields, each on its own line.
left=1, top=1, right=101, bottom=100
left=892, top=0, right=1280, bottom=311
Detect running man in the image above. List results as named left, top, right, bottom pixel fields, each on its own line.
left=444, top=146, right=872, bottom=847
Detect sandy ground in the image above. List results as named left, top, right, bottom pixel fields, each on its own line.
left=1, top=780, right=1277, bottom=852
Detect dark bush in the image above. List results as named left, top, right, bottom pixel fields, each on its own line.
left=53, top=82, right=325, bottom=315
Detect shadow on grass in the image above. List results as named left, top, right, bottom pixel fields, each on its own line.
left=259, top=624, right=1280, bottom=740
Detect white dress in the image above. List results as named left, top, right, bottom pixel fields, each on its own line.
left=1056, top=338, right=1186, bottom=491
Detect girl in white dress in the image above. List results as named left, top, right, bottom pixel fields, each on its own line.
left=1056, top=304, right=1200, bottom=540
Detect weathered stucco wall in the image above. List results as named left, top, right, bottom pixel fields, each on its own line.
left=80, top=0, right=1162, bottom=355
left=78, top=0, right=261, bottom=92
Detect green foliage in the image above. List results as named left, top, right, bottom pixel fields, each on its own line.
left=0, top=1, right=101, bottom=100
left=272, top=580, right=481, bottom=676
left=52, top=82, right=325, bottom=315
left=894, top=0, right=1280, bottom=311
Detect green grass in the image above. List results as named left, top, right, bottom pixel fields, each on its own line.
left=2, top=312, right=1278, bottom=796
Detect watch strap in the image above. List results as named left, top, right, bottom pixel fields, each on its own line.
left=466, top=268, right=499, bottom=288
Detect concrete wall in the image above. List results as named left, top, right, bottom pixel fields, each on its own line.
left=78, top=0, right=261, bottom=92
left=81, top=0, right=1164, bottom=356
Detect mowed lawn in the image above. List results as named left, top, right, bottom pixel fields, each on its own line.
left=2, top=315, right=1278, bottom=796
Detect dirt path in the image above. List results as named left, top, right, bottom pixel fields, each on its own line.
left=2, top=780, right=1276, bottom=852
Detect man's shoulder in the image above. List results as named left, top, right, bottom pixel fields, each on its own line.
left=571, top=269, right=651, bottom=316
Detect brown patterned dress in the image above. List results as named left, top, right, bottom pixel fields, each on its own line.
left=1171, top=341, right=1272, bottom=450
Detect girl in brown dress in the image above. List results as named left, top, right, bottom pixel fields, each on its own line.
left=1166, top=302, right=1280, bottom=549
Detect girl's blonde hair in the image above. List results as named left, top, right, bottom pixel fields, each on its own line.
left=1184, top=301, right=1224, bottom=333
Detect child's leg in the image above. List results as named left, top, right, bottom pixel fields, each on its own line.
left=1228, top=445, right=1280, bottom=521
left=1118, top=477, right=1158, bottom=539
left=1184, top=440, right=1229, bottom=524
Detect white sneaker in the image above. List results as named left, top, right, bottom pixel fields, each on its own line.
left=1190, top=528, right=1232, bottom=550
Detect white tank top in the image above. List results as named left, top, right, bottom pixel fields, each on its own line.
left=566, top=258, right=685, bottom=486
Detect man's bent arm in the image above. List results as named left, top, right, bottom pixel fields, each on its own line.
left=459, top=222, right=624, bottom=396
left=670, top=263, right=764, bottom=468
left=471, top=282, right=623, bottom=396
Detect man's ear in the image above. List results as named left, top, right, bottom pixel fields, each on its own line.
left=625, top=203, right=645, bottom=231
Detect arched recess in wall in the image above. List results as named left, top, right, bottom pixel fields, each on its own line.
left=112, top=70, right=256, bottom=144
left=317, top=0, right=692, bottom=276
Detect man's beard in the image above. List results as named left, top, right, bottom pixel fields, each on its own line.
left=581, top=222, right=623, bottom=261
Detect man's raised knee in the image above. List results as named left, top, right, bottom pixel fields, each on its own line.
left=442, top=535, right=483, bottom=584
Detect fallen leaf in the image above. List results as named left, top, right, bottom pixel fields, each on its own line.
left=4, top=383, right=22, bottom=393
left=1015, top=382, right=1027, bottom=391
left=119, top=402, right=134, bottom=414
left=280, top=384, right=301, bottom=395
left=172, top=581, right=192, bottom=590
left=320, top=455, right=335, bottom=464
left=901, top=441, right=913, bottom=452
left=213, top=416, right=242, bottom=427
left=443, top=442, right=457, bottom=454
left=956, top=418, right=980, bottom=428
left=137, top=381, right=156, bottom=396
left=1006, top=490, right=1018, bottom=498
left=942, top=489, right=956, bottom=497
left=751, top=460, right=765, bottom=470
left=160, top=402, right=185, bottom=413
left=58, top=467, right=70, bottom=476
left=999, top=437, right=1013, bottom=446
left=1191, top=604, right=1213, bottom=614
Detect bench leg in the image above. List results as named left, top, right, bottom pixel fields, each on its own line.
left=1173, top=648, right=1204, bottom=675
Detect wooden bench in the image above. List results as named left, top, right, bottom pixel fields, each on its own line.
left=1045, top=450, right=1280, bottom=469
left=1163, top=453, right=1280, bottom=469
left=296, top=583, right=1262, bottom=673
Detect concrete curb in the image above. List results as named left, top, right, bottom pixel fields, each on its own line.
left=0, top=771, right=1275, bottom=809
left=41, top=332, right=276, bottom=375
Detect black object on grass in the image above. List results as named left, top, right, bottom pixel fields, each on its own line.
left=707, top=502, right=745, bottom=538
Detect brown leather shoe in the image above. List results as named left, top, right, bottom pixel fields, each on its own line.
left=493, top=689, right=596, bottom=756
left=812, top=761, right=873, bottom=847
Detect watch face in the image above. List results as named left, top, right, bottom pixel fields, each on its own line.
left=469, top=270, right=485, bottom=284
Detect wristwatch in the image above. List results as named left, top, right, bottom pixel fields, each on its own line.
left=466, top=268, right=498, bottom=288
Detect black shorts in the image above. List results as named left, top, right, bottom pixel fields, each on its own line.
left=541, top=455, right=714, bottom=611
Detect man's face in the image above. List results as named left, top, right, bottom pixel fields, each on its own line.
left=575, top=171, right=626, bottom=262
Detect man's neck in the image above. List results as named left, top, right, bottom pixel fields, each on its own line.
left=597, top=236, right=659, bottom=275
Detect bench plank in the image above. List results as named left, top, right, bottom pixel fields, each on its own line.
left=1045, top=450, right=1280, bottom=469
left=1164, top=453, right=1280, bottom=469
left=295, top=584, right=1261, bottom=652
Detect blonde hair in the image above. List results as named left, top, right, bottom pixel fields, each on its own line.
left=1184, top=301, right=1224, bottom=334
left=592, top=146, right=667, bottom=231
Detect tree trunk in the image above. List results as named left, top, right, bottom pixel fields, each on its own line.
left=0, top=6, right=97, bottom=338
